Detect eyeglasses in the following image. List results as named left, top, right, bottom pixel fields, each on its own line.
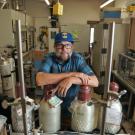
left=55, top=43, right=73, bottom=49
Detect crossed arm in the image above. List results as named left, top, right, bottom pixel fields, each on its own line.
left=36, top=72, right=99, bottom=97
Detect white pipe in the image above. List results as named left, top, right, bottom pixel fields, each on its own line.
left=100, top=0, right=115, bottom=9
left=16, top=20, right=28, bottom=135
left=44, top=0, right=50, bottom=6
left=0, top=2, right=6, bottom=9
left=100, top=22, right=116, bottom=135
left=0, top=0, right=6, bottom=3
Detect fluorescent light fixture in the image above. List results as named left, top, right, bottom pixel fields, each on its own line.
left=44, top=0, right=50, bottom=6
left=90, top=28, right=95, bottom=44
left=100, top=0, right=114, bottom=9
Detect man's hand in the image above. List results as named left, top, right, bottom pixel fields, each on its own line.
left=72, top=72, right=91, bottom=85
left=55, top=77, right=73, bottom=97
left=53, top=73, right=98, bottom=97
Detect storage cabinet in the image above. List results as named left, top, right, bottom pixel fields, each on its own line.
left=128, top=18, right=135, bottom=51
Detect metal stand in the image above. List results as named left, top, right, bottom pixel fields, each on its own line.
left=16, top=20, right=28, bottom=135
left=100, top=22, right=116, bottom=135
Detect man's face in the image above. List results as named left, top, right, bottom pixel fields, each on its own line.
left=55, top=41, right=73, bottom=61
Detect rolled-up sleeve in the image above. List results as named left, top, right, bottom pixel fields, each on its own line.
left=39, top=56, right=52, bottom=73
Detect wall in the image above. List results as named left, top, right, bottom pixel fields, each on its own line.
left=0, top=10, right=13, bottom=47
left=24, top=0, right=102, bottom=49
left=61, top=24, right=90, bottom=52
left=25, top=0, right=50, bottom=49
left=59, top=0, right=101, bottom=25
left=113, top=24, right=129, bottom=69
left=25, top=0, right=101, bottom=24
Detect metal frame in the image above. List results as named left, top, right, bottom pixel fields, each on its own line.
left=16, top=20, right=28, bottom=135
left=15, top=20, right=116, bottom=135
left=100, top=22, right=116, bottom=135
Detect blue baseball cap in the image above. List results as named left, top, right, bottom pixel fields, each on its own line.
left=55, top=32, right=74, bottom=44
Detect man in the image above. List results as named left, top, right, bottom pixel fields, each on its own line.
left=36, top=32, right=98, bottom=128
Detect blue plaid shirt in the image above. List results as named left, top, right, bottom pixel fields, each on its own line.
left=39, top=51, right=95, bottom=114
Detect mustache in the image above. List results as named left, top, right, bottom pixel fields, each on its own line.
left=56, top=51, right=68, bottom=55
left=56, top=51, right=72, bottom=57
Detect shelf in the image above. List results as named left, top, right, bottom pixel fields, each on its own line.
left=112, top=70, right=135, bottom=94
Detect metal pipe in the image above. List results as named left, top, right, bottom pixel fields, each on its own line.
left=100, top=22, right=116, bottom=135
left=0, top=2, right=7, bottom=9
left=15, top=20, right=28, bottom=135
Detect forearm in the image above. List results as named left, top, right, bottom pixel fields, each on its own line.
left=86, top=75, right=99, bottom=87
left=36, top=72, right=75, bottom=86
left=70, top=75, right=99, bottom=87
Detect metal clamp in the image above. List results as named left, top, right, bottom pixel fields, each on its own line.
left=92, top=90, right=127, bottom=107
